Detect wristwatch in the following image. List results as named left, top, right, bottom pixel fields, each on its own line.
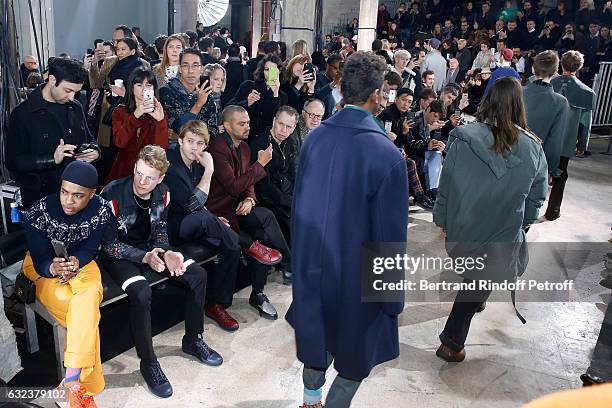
left=245, top=197, right=256, bottom=206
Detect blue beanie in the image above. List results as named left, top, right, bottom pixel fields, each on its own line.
left=61, top=161, right=98, bottom=189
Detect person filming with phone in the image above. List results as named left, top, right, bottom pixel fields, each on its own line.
left=21, top=161, right=112, bottom=405
left=107, top=68, right=168, bottom=182
left=159, top=48, right=213, bottom=137
left=229, top=54, right=288, bottom=139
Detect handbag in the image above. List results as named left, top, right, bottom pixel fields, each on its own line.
left=14, top=272, right=37, bottom=304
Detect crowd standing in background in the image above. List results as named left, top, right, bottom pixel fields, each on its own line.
left=4, top=1, right=610, bottom=405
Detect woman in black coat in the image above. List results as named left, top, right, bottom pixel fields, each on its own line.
left=228, top=54, right=287, bottom=139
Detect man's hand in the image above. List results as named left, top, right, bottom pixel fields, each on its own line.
left=54, top=139, right=76, bottom=164
left=143, top=248, right=166, bottom=273
left=387, top=131, right=397, bottom=141
left=83, top=55, right=94, bottom=71
left=74, top=149, right=100, bottom=163
left=450, top=114, right=460, bottom=127
left=235, top=199, right=254, bottom=216
left=427, top=120, right=445, bottom=133
left=93, top=48, right=106, bottom=62
left=196, top=150, right=214, bottom=172
left=247, top=90, right=261, bottom=106
left=427, top=139, right=438, bottom=150
left=218, top=217, right=230, bottom=227
left=51, top=256, right=78, bottom=280
left=110, top=85, right=125, bottom=97
left=195, top=81, right=213, bottom=108
left=164, top=250, right=186, bottom=276
left=257, top=144, right=273, bottom=167
left=434, top=140, right=446, bottom=151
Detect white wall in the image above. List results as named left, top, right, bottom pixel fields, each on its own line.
left=52, top=0, right=167, bottom=59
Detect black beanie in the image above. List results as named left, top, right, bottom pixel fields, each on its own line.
left=61, top=161, right=98, bottom=189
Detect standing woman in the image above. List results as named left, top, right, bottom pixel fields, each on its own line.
left=89, top=37, right=149, bottom=181
left=229, top=54, right=287, bottom=139
left=433, top=77, right=548, bottom=362
left=107, top=68, right=168, bottom=182
left=200, top=63, right=226, bottom=138
left=152, top=34, right=186, bottom=86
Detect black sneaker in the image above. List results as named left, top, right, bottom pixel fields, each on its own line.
left=249, top=293, right=278, bottom=320
left=140, top=360, right=173, bottom=398
left=279, top=268, right=292, bottom=285
left=414, top=194, right=435, bottom=210
left=182, top=334, right=223, bottom=366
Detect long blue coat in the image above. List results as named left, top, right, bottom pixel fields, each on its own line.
left=286, top=106, right=409, bottom=380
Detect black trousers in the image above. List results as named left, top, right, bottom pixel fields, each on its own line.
left=178, top=210, right=241, bottom=308
left=262, top=203, right=292, bottom=245
left=439, top=282, right=492, bottom=352
left=99, top=253, right=207, bottom=364
left=237, top=206, right=292, bottom=294
left=545, top=156, right=570, bottom=220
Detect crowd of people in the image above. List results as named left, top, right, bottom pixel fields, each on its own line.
left=5, top=1, right=606, bottom=406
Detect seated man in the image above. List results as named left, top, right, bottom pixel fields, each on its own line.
left=22, top=161, right=111, bottom=406
left=250, top=106, right=299, bottom=246
left=408, top=100, right=446, bottom=199
left=164, top=120, right=242, bottom=332
left=293, top=98, right=325, bottom=151
left=379, top=88, right=434, bottom=210
left=100, top=145, right=222, bottom=399
left=207, top=105, right=291, bottom=319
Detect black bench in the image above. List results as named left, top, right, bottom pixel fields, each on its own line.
left=0, top=230, right=220, bottom=380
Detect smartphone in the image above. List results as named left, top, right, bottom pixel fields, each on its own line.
left=74, top=143, right=94, bottom=155
left=388, top=90, right=397, bottom=103
left=143, top=89, right=154, bottom=113
left=384, top=121, right=393, bottom=132
left=51, top=240, right=68, bottom=260
left=406, top=111, right=416, bottom=121
left=454, top=109, right=461, bottom=117
left=96, top=42, right=103, bottom=50
left=199, top=75, right=210, bottom=87
left=266, top=66, right=279, bottom=86
left=303, top=63, right=315, bottom=81
left=86, top=48, right=94, bottom=56
left=491, top=47, right=496, bottom=54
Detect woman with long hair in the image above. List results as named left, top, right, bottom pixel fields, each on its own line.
left=152, top=34, right=187, bottom=86
left=200, top=63, right=226, bottom=138
left=289, top=39, right=309, bottom=60
left=433, top=77, right=548, bottom=363
left=228, top=53, right=288, bottom=138
left=281, top=54, right=318, bottom=112
left=107, top=68, right=168, bottom=182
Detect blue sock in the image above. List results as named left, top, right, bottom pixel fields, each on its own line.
left=65, top=367, right=81, bottom=383
left=304, top=387, right=322, bottom=405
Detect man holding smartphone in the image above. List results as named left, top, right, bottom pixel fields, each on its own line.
left=6, top=58, right=100, bottom=208
left=22, top=161, right=112, bottom=406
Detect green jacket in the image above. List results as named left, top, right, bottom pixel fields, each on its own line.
left=433, top=122, right=548, bottom=281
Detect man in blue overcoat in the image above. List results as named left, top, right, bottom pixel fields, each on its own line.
left=286, top=51, right=409, bottom=408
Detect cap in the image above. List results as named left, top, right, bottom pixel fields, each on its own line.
left=61, top=160, right=98, bottom=189
left=428, top=38, right=441, bottom=49
left=501, top=48, right=514, bottom=61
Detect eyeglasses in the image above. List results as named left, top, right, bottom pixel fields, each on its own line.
left=304, top=111, right=323, bottom=120
left=180, top=63, right=202, bottom=71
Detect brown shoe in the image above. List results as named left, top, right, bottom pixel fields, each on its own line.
left=299, top=403, right=324, bottom=408
left=436, top=344, right=466, bottom=362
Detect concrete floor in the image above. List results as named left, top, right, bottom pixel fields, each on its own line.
left=53, top=140, right=612, bottom=407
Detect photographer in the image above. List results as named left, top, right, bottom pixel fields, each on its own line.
left=556, top=23, right=587, bottom=54
left=536, top=19, right=562, bottom=52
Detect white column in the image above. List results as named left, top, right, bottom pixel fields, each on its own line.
left=357, top=0, right=378, bottom=52
left=251, top=0, right=262, bottom=57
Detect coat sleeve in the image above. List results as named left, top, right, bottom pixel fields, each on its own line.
left=71, top=205, right=112, bottom=267
left=5, top=108, right=56, bottom=173
left=112, top=108, right=141, bottom=148
left=523, top=147, right=548, bottom=226
left=228, top=81, right=252, bottom=109
left=24, top=222, right=55, bottom=278
left=152, top=111, right=170, bottom=149
left=208, top=141, right=267, bottom=199
left=433, top=136, right=459, bottom=229
left=373, top=158, right=409, bottom=316
left=543, top=101, right=568, bottom=174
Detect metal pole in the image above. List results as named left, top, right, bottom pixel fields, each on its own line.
left=168, top=0, right=174, bottom=35
left=26, top=0, right=42, bottom=78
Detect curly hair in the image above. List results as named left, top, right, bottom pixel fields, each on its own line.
left=340, top=51, right=386, bottom=105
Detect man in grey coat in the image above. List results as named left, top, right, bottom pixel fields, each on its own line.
left=421, top=38, right=448, bottom=92
left=523, top=50, right=569, bottom=176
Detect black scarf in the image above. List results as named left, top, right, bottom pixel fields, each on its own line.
left=109, top=54, right=143, bottom=83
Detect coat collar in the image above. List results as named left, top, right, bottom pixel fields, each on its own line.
left=26, top=85, right=77, bottom=113
left=330, top=105, right=387, bottom=134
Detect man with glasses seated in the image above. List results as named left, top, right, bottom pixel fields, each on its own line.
left=159, top=48, right=213, bottom=136
left=293, top=98, right=325, bottom=151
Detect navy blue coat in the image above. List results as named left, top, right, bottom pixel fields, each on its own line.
left=286, top=107, right=409, bottom=380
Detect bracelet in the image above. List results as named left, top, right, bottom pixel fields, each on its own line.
left=245, top=197, right=256, bottom=206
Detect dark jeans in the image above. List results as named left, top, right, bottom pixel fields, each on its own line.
left=439, top=282, right=492, bottom=352
left=99, top=253, right=207, bottom=363
left=178, top=210, right=241, bottom=307
left=237, top=207, right=292, bottom=294
left=303, top=352, right=363, bottom=408
left=545, top=156, right=570, bottom=220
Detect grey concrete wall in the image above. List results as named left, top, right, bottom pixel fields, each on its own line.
left=52, top=0, right=167, bottom=59
left=321, top=0, right=360, bottom=39
left=280, top=0, right=316, bottom=55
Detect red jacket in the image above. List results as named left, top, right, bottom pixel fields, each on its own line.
left=206, top=134, right=267, bottom=232
left=107, top=106, right=169, bottom=183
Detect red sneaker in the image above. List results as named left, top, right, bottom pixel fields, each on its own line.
left=244, top=240, right=282, bottom=266
left=299, top=403, right=324, bottom=408
left=205, top=304, right=239, bottom=331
